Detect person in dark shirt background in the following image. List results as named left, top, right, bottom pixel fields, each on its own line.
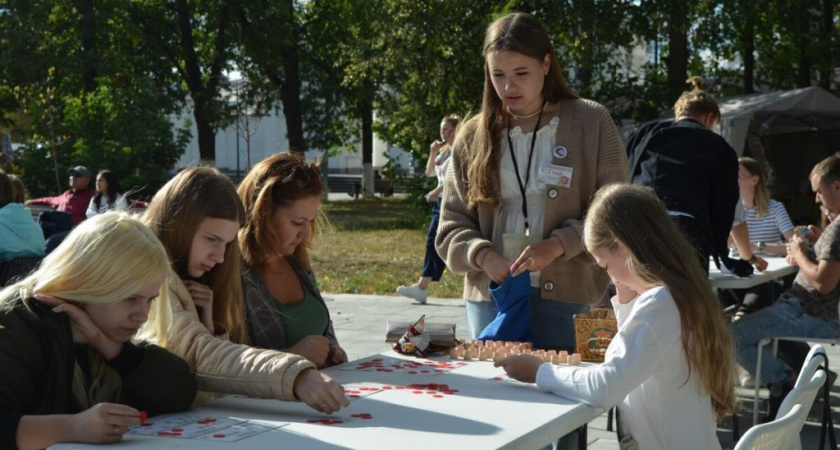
left=627, top=76, right=752, bottom=277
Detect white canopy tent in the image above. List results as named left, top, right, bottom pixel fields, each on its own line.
left=715, top=86, right=840, bottom=222
left=715, top=86, right=840, bottom=156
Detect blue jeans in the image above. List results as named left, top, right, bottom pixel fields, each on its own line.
left=465, top=298, right=498, bottom=339
left=465, top=288, right=590, bottom=351
left=730, top=295, right=840, bottom=384
left=421, top=199, right=446, bottom=281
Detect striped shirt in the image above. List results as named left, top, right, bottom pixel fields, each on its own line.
left=744, top=199, right=794, bottom=243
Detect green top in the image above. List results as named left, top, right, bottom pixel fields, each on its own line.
left=270, top=277, right=329, bottom=347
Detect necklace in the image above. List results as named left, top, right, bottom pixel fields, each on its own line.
left=508, top=102, right=546, bottom=120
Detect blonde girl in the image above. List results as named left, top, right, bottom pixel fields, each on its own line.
left=140, top=167, right=348, bottom=414
left=0, top=212, right=195, bottom=449
left=497, top=184, right=735, bottom=450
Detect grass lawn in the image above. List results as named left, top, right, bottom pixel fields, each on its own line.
left=311, top=197, right=464, bottom=299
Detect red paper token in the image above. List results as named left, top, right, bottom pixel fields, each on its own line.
left=213, top=434, right=226, bottom=438
left=138, top=411, right=148, bottom=423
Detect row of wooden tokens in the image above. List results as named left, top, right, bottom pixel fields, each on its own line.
left=448, top=340, right=583, bottom=366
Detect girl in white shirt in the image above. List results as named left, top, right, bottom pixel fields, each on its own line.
left=395, top=115, right=461, bottom=304
left=86, top=170, right=128, bottom=218
left=497, top=184, right=736, bottom=450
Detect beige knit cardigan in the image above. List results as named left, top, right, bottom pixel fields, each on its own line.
left=435, top=98, right=629, bottom=304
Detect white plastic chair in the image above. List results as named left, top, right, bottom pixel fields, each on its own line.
left=776, top=369, right=827, bottom=449
left=752, top=336, right=834, bottom=424
left=735, top=404, right=808, bottom=450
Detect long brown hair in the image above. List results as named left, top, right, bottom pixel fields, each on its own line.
left=143, top=167, right=248, bottom=343
left=674, top=76, right=720, bottom=124
left=238, top=153, right=325, bottom=271
left=739, top=157, right=770, bottom=217
left=465, top=12, right=578, bottom=208
left=584, top=184, right=736, bottom=420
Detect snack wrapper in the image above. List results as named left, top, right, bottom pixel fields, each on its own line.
left=392, top=315, right=453, bottom=357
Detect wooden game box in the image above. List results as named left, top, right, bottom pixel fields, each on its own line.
left=573, top=308, right=617, bottom=362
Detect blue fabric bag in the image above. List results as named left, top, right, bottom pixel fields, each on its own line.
left=477, top=271, right=535, bottom=344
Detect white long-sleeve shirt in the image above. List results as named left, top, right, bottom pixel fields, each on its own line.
left=86, top=193, right=128, bottom=218
left=535, top=286, right=720, bottom=450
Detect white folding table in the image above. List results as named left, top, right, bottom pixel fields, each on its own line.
left=50, top=352, right=604, bottom=450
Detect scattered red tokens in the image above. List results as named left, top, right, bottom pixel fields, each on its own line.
left=350, top=413, right=373, bottom=419
left=306, top=418, right=344, bottom=425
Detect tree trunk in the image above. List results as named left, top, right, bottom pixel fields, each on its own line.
left=76, top=0, right=97, bottom=94
left=281, top=42, right=305, bottom=155
left=193, top=101, right=217, bottom=164
left=818, top=0, right=833, bottom=89
left=665, top=0, right=689, bottom=102
left=795, top=4, right=812, bottom=88
left=280, top=0, right=305, bottom=155
left=175, top=0, right=216, bottom=162
left=741, top=14, right=755, bottom=94
left=361, top=98, right=373, bottom=198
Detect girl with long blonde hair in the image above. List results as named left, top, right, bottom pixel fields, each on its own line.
left=0, top=212, right=195, bottom=449
left=140, top=167, right=349, bottom=414
left=498, top=184, right=735, bottom=450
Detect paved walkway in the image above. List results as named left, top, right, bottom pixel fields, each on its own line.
left=324, top=292, right=840, bottom=449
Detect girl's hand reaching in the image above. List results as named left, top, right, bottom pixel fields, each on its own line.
left=494, top=354, right=545, bottom=383
left=292, top=369, right=350, bottom=415
left=69, top=403, right=141, bottom=444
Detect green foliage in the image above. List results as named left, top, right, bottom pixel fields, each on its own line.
left=10, top=81, right=189, bottom=199
left=1, top=0, right=838, bottom=201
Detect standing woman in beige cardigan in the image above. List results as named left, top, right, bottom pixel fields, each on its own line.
left=436, top=12, right=628, bottom=350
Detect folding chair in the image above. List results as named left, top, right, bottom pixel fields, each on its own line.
left=753, top=335, right=837, bottom=425
left=735, top=404, right=807, bottom=450
left=775, top=369, right=827, bottom=449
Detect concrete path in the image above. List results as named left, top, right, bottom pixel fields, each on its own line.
left=324, top=292, right=840, bottom=449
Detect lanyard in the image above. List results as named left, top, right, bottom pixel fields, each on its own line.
left=506, top=103, right=545, bottom=235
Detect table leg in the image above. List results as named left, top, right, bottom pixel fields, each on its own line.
left=577, top=424, right=587, bottom=450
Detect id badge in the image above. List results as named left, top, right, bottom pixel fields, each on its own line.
left=537, top=164, right=573, bottom=188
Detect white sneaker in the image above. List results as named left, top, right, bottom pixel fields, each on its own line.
left=396, top=285, right=427, bottom=304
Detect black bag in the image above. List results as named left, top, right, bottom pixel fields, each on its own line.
left=38, top=210, right=72, bottom=239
